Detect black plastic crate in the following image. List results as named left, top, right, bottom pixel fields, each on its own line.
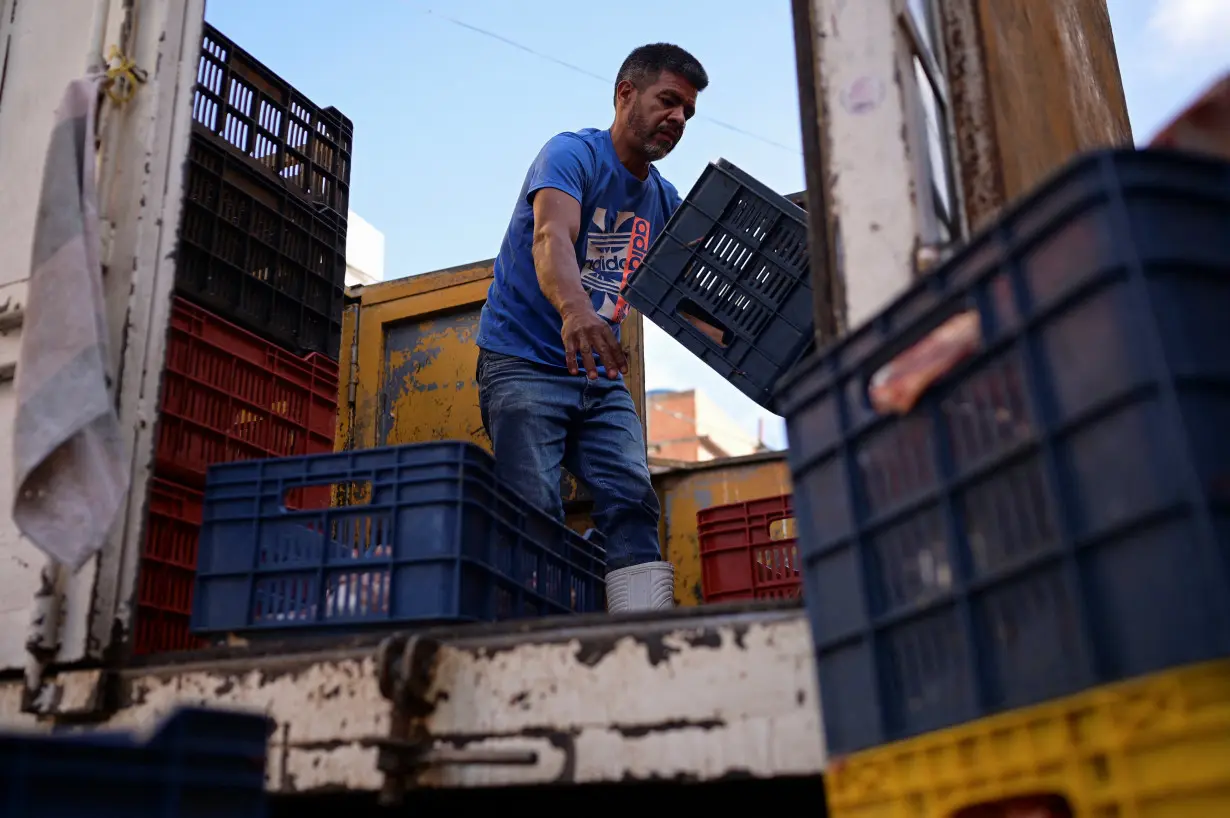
left=193, top=22, right=351, bottom=218
left=0, top=706, right=272, bottom=817
left=190, top=442, right=608, bottom=634
left=621, top=159, right=814, bottom=410
left=773, top=148, right=1230, bottom=756
left=178, top=132, right=344, bottom=359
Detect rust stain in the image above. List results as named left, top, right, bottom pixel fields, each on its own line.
left=953, top=0, right=1131, bottom=228
left=383, top=309, right=489, bottom=451
left=941, top=0, right=1006, bottom=234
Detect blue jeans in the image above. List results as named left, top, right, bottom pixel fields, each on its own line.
left=476, top=348, right=662, bottom=572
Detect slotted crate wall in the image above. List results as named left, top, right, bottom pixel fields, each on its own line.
left=622, top=159, right=814, bottom=410
left=133, top=479, right=208, bottom=656
left=142, top=21, right=352, bottom=657
left=178, top=134, right=346, bottom=359
left=135, top=298, right=338, bottom=656
left=191, top=442, right=607, bottom=635
left=155, top=297, right=338, bottom=486
left=699, top=495, right=801, bottom=602
left=192, top=22, right=351, bottom=217
left=775, top=148, right=1230, bottom=755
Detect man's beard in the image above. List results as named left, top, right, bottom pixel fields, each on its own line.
left=627, top=104, right=674, bottom=161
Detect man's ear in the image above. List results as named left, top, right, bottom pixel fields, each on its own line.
left=614, top=78, right=637, bottom=108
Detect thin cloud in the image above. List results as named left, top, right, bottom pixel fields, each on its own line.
left=1147, top=0, right=1230, bottom=54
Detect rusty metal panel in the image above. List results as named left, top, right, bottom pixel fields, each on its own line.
left=379, top=304, right=487, bottom=448
left=336, top=299, right=360, bottom=451
left=0, top=605, right=824, bottom=794
left=411, top=612, right=823, bottom=789
left=652, top=453, right=793, bottom=606
left=341, top=261, right=495, bottom=454
left=375, top=605, right=823, bottom=794
left=118, top=652, right=389, bottom=793
left=790, top=0, right=843, bottom=340
left=0, top=646, right=390, bottom=793
left=0, top=0, right=207, bottom=675
left=941, top=0, right=1132, bottom=231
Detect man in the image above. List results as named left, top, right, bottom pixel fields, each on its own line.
left=475, top=43, right=708, bottom=613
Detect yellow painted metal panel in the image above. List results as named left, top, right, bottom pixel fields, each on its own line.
left=653, top=453, right=793, bottom=607
left=827, top=658, right=1230, bottom=818
left=336, top=301, right=357, bottom=452
left=337, top=259, right=649, bottom=510
left=375, top=292, right=489, bottom=449
left=340, top=261, right=493, bottom=454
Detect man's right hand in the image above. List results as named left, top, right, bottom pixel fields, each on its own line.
left=561, top=305, right=627, bottom=380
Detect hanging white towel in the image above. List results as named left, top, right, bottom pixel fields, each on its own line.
left=11, top=75, right=129, bottom=572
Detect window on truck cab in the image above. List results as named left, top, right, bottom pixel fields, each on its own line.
left=902, top=0, right=964, bottom=247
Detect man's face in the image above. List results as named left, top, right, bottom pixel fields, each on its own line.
left=624, top=70, right=698, bottom=161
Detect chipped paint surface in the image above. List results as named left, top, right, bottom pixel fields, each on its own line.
left=653, top=453, right=792, bottom=606
left=811, top=0, right=920, bottom=328
left=0, top=653, right=388, bottom=792
left=381, top=306, right=488, bottom=448
left=412, top=613, right=825, bottom=787
left=0, top=609, right=824, bottom=793
left=0, top=0, right=115, bottom=674
left=940, top=0, right=1005, bottom=234
left=341, top=262, right=495, bottom=455
left=116, top=654, right=387, bottom=792
left=0, top=681, right=38, bottom=730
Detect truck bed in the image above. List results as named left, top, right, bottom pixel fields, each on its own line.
left=0, top=599, right=826, bottom=797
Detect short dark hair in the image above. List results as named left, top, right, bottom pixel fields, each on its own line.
left=614, top=43, right=709, bottom=105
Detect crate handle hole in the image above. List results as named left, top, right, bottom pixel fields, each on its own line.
left=676, top=299, right=733, bottom=348
left=283, top=480, right=372, bottom=510
left=866, top=308, right=983, bottom=415
left=768, top=517, right=796, bottom=541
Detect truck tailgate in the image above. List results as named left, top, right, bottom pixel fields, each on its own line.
left=1, top=601, right=824, bottom=795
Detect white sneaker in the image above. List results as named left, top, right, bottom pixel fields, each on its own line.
left=606, top=561, right=675, bottom=613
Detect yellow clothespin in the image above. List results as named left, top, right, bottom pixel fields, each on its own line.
left=104, top=44, right=148, bottom=105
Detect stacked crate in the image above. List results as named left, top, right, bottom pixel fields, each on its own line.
left=133, top=23, right=350, bottom=655
left=188, top=442, right=608, bottom=636
left=629, top=146, right=1230, bottom=812
left=768, top=148, right=1230, bottom=816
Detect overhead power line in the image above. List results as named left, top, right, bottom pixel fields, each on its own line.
left=423, top=9, right=801, bottom=154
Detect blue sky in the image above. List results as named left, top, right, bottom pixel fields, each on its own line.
left=203, top=0, right=1227, bottom=451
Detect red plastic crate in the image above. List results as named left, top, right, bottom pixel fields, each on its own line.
left=133, top=608, right=207, bottom=656
left=133, top=478, right=208, bottom=656
left=698, top=495, right=801, bottom=602
left=155, top=297, right=338, bottom=487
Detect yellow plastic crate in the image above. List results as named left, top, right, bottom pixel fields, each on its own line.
left=825, top=659, right=1230, bottom=817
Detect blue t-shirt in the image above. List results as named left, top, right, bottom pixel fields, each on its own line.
left=476, top=128, right=682, bottom=376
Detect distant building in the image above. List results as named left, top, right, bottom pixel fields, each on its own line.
left=345, top=211, right=386, bottom=287
left=646, top=388, right=768, bottom=465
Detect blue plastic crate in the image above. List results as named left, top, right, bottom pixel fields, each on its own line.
left=773, top=148, right=1230, bottom=756
left=621, top=159, right=814, bottom=411
left=190, top=441, right=608, bottom=634
left=0, top=706, right=271, bottom=817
